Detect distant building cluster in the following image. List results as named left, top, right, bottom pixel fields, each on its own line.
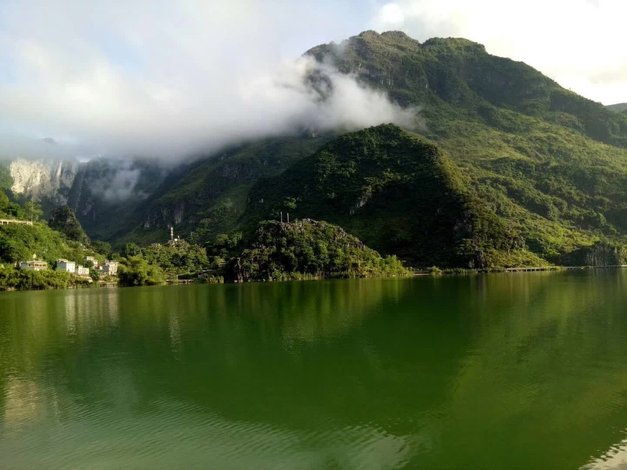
left=18, top=259, right=48, bottom=271
left=18, top=255, right=119, bottom=279
left=99, top=260, right=119, bottom=276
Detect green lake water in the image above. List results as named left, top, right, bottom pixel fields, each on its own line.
left=1, top=270, right=626, bottom=469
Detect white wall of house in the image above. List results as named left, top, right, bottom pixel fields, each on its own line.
left=56, top=260, right=76, bottom=273
left=19, top=260, right=48, bottom=271
left=76, top=265, right=90, bottom=276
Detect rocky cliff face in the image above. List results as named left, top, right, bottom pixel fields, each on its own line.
left=9, top=158, right=78, bottom=207
left=4, top=157, right=167, bottom=240
left=561, top=242, right=624, bottom=266
left=65, top=158, right=167, bottom=240
left=9, top=159, right=79, bottom=209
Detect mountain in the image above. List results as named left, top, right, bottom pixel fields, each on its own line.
left=125, top=135, right=331, bottom=244
left=3, top=31, right=627, bottom=267
left=1, top=158, right=78, bottom=212
left=135, top=30, right=625, bottom=266
left=307, top=31, right=627, bottom=147
left=301, top=31, right=627, bottom=262
left=243, top=124, right=541, bottom=268
left=225, top=218, right=410, bottom=281
left=0, top=157, right=166, bottom=240
left=66, top=158, right=167, bottom=240
left=608, top=103, right=627, bottom=113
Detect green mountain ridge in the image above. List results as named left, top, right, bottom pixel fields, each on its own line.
left=225, top=218, right=410, bottom=281
left=307, top=31, right=627, bottom=147
left=608, top=103, right=627, bottom=113
left=305, top=31, right=627, bottom=261
left=123, top=30, right=626, bottom=267
left=4, top=30, right=626, bottom=268
left=126, top=135, right=331, bottom=244
left=243, top=124, right=539, bottom=268
left=67, top=158, right=167, bottom=240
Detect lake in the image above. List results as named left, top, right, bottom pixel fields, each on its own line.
left=1, top=270, right=626, bottom=469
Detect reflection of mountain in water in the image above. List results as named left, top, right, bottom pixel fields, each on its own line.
left=1, top=272, right=627, bottom=468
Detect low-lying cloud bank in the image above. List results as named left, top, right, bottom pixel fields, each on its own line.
left=0, top=0, right=417, bottom=162
left=0, top=57, right=418, bottom=161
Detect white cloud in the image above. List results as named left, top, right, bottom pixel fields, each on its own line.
left=372, top=0, right=627, bottom=105
left=0, top=0, right=624, bottom=162
left=0, top=0, right=414, bottom=161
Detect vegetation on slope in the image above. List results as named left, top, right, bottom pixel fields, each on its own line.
left=303, top=31, right=627, bottom=263
left=607, top=103, right=627, bottom=113
left=307, top=31, right=627, bottom=147
left=225, top=219, right=410, bottom=282
left=128, top=135, right=331, bottom=244
left=244, top=125, right=544, bottom=268
left=0, top=189, right=106, bottom=290
left=67, top=157, right=167, bottom=240
left=0, top=193, right=97, bottom=266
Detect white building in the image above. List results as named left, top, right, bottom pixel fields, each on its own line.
left=85, top=256, right=99, bottom=268
left=100, top=261, right=119, bottom=276
left=56, top=259, right=76, bottom=273
left=19, top=260, right=48, bottom=271
left=75, top=265, right=90, bottom=276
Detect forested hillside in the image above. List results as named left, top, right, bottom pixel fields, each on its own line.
left=3, top=31, right=626, bottom=268
left=244, top=125, right=543, bottom=268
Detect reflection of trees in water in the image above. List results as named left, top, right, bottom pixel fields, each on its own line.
left=1, top=271, right=626, bottom=469
left=0, top=289, right=121, bottom=376
left=419, top=270, right=627, bottom=469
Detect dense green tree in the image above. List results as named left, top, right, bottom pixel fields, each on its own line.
left=122, top=242, right=142, bottom=257
left=118, top=256, right=165, bottom=287
left=0, top=266, right=91, bottom=291
left=225, top=219, right=410, bottom=282
left=0, top=222, right=100, bottom=265
left=143, top=240, right=209, bottom=278
left=0, top=189, right=10, bottom=214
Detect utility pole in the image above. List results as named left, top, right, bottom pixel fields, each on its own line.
left=280, top=211, right=283, bottom=223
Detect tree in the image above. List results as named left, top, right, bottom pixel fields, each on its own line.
left=118, top=256, right=165, bottom=287
left=122, top=242, right=142, bottom=257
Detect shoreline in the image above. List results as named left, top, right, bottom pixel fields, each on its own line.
left=1, top=264, right=626, bottom=293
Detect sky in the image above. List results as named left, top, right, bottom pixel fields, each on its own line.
left=0, top=0, right=625, bottom=160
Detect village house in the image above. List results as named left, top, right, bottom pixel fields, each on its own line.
left=56, top=259, right=76, bottom=273
left=85, top=256, right=99, bottom=268
left=100, top=261, right=119, bottom=276
left=19, top=259, right=48, bottom=271
left=75, top=265, right=90, bottom=277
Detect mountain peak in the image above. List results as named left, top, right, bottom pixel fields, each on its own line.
left=607, top=103, right=627, bottom=113
left=422, top=37, right=486, bottom=53
left=356, top=30, right=380, bottom=40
